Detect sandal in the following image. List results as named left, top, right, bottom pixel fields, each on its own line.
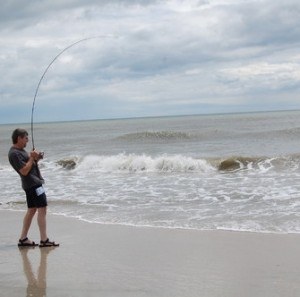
left=18, top=237, right=38, bottom=247
left=39, top=238, right=60, bottom=247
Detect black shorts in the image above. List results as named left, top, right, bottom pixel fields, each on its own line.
left=25, top=185, right=48, bottom=208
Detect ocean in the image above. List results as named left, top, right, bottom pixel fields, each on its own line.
left=1, top=110, right=300, bottom=233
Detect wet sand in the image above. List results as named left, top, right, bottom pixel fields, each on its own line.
left=1, top=209, right=300, bottom=297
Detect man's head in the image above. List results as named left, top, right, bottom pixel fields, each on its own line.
left=11, top=128, right=29, bottom=146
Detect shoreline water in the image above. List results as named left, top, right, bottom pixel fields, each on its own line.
left=1, top=110, right=300, bottom=234
left=1, top=209, right=300, bottom=297
left=3, top=208, right=300, bottom=236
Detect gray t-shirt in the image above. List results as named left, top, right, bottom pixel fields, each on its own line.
left=8, top=147, right=44, bottom=190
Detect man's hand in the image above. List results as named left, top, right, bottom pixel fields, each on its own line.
left=30, top=150, right=44, bottom=161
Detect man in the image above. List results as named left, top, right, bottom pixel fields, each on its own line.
left=8, top=128, right=59, bottom=247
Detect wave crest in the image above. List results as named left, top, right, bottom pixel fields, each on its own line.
left=57, top=154, right=214, bottom=173
left=218, top=155, right=300, bottom=172
left=218, top=157, right=267, bottom=171
left=56, top=154, right=300, bottom=173
left=56, top=159, right=77, bottom=169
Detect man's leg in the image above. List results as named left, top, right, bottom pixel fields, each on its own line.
left=37, top=207, right=48, bottom=242
left=20, top=208, right=37, bottom=241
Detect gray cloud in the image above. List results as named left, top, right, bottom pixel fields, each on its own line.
left=1, top=0, right=300, bottom=123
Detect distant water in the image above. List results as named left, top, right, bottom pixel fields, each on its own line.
left=1, top=110, right=300, bottom=233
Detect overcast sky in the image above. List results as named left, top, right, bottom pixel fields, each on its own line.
left=1, top=0, right=300, bottom=124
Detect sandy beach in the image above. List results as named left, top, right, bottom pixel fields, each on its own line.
left=1, top=210, right=300, bottom=297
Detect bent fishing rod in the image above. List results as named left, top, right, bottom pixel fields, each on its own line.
left=30, top=36, right=113, bottom=150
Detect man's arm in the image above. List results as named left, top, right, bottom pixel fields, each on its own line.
left=19, top=151, right=40, bottom=176
left=19, top=155, right=35, bottom=176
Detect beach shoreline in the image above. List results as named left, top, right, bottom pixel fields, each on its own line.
left=1, top=209, right=300, bottom=297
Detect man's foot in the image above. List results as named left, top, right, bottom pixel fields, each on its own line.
left=18, top=237, right=38, bottom=247
left=39, top=238, right=60, bottom=247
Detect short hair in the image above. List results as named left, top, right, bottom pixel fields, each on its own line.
left=11, top=128, right=28, bottom=144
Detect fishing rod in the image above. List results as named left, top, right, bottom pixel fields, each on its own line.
left=30, top=36, right=112, bottom=150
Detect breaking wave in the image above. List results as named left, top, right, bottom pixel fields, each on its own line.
left=73, top=154, right=213, bottom=173
left=218, top=156, right=271, bottom=171
left=55, top=153, right=300, bottom=173
left=217, top=155, right=300, bottom=172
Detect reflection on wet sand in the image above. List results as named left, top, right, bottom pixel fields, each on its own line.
left=19, top=247, right=56, bottom=297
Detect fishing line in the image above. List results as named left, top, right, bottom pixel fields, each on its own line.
left=30, top=35, right=113, bottom=149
